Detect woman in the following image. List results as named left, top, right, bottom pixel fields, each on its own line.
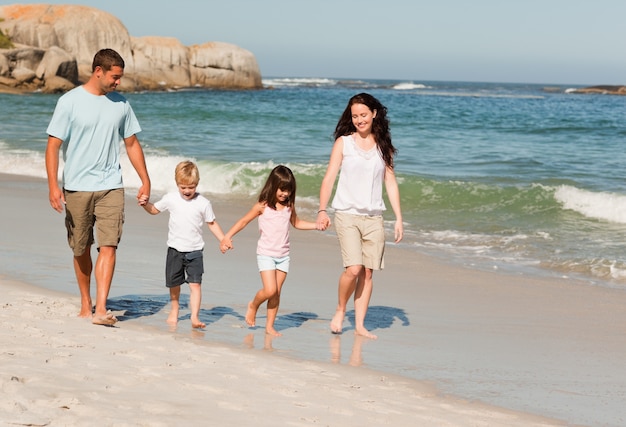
left=317, top=93, right=403, bottom=339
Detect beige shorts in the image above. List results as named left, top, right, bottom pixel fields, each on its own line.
left=64, top=189, right=125, bottom=256
left=334, top=212, right=385, bottom=270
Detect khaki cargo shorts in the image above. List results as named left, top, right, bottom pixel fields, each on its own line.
left=64, top=188, right=125, bottom=256
left=334, top=211, right=385, bottom=270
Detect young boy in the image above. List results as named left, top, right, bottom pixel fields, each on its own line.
left=140, top=161, right=226, bottom=328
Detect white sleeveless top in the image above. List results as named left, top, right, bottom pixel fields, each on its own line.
left=331, top=134, right=386, bottom=215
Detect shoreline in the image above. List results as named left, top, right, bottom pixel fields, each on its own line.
left=2, top=172, right=626, bottom=426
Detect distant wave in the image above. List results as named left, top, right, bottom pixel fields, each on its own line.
left=555, top=185, right=626, bottom=224
left=262, top=77, right=338, bottom=88
left=392, top=82, right=429, bottom=90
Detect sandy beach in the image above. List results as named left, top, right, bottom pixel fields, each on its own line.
left=2, top=173, right=625, bottom=426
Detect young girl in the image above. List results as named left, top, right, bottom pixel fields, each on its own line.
left=220, top=165, right=318, bottom=336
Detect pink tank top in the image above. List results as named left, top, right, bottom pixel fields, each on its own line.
left=257, top=205, right=291, bottom=257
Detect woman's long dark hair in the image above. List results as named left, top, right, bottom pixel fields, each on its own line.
left=258, top=165, right=296, bottom=209
left=333, top=92, right=397, bottom=169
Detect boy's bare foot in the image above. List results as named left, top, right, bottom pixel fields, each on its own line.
left=330, top=309, right=345, bottom=334
left=355, top=328, right=377, bottom=340
left=166, top=310, right=179, bottom=325
left=191, top=318, right=206, bottom=329
left=92, top=311, right=117, bottom=326
left=245, top=301, right=257, bottom=327
left=265, top=327, right=282, bottom=337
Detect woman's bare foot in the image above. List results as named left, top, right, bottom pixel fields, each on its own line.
left=330, top=309, right=345, bottom=334
left=92, top=311, right=117, bottom=326
left=166, top=309, right=179, bottom=325
left=191, top=318, right=206, bottom=329
left=245, top=301, right=257, bottom=327
left=355, top=327, right=377, bottom=340
left=265, top=327, right=282, bottom=337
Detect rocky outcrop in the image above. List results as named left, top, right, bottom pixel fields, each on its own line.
left=570, top=85, right=626, bottom=95
left=0, top=4, right=262, bottom=93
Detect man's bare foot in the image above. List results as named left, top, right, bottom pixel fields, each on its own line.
left=245, top=301, right=257, bottom=327
left=166, top=309, right=179, bottom=325
left=191, top=318, right=206, bottom=329
left=355, top=328, right=377, bottom=339
left=78, top=302, right=93, bottom=318
left=265, top=327, right=282, bottom=337
left=330, top=309, right=345, bottom=334
left=92, top=311, right=117, bottom=326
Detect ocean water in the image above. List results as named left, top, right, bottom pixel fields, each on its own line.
left=2, top=78, right=626, bottom=288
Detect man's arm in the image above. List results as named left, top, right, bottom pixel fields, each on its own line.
left=45, top=135, right=64, bottom=213
left=124, top=134, right=151, bottom=204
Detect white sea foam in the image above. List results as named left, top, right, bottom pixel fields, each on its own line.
left=392, top=82, right=429, bottom=90
left=554, top=185, right=626, bottom=224
left=262, top=77, right=337, bottom=88
left=0, top=142, right=49, bottom=179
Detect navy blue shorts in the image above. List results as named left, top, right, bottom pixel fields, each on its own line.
left=165, top=247, right=204, bottom=287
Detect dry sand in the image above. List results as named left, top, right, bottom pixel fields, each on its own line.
left=1, top=173, right=625, bottom=426
left=1, top=278, right=568, bottom=427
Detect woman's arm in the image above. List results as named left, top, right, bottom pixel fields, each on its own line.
left=317, top=137, right=344, bottom=229
left=384, top=166, right=403, bottom=243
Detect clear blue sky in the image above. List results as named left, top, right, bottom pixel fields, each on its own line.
left=5, top=0, right=625, bottom=85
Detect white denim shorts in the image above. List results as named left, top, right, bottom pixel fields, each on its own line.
left=257, top=254, right=290, bottom=273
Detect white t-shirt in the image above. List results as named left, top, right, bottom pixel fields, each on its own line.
left=153, top=192, right=216, bottom=252
left=331, top=134, right=386, bottom=215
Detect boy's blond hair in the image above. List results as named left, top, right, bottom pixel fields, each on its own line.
left=175, top=161, right=200, bottom=186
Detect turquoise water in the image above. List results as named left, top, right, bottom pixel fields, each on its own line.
left=2, top=78, right=626, bottom=286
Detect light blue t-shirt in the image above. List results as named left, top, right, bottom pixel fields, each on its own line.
left=47, top=86, right=141, bottom=191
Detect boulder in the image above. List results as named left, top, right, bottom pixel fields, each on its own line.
left=131, top=36, right=191, bottom=89
left=189, top=42, right=262, bottom=89
left=0, top=54, right=8, bottom=76
left=0, top=3, right=134, bottom=81
left=0, top=3, right=262, bottom=93
left=35, top=45, right=78, bottom=83
left=572, top=85, right=626, bottom=95
left=11, top=65, right=35, bottom=82
left=43, top=75, right=75, bottom=93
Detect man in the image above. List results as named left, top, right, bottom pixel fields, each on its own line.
left=46, top=48, right=151, bottom=325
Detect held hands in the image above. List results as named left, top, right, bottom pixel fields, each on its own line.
left=220, top=237, right=233, bottom=254
left=316, top=211, right=331, bottom=231
left=137, top=194, right=149, bottom=206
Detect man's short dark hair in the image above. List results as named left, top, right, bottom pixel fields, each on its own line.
left=92, top=48, right=125, bottom=72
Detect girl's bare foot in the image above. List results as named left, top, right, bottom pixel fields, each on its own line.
left=355, top=328, right=377, bottom=340
left=330, top=309, right=345, bottom=334
left=245, top=301, right=257, bottom=327
left=265, top=327, right=282, bottom=337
